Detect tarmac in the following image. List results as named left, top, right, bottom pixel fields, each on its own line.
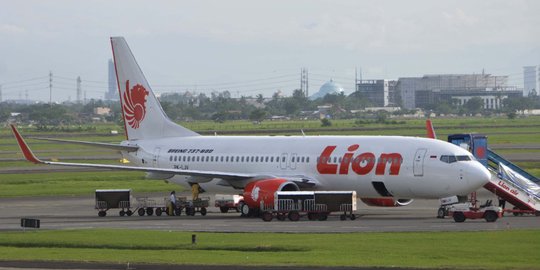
left=0, top=191, right=538, bottom=233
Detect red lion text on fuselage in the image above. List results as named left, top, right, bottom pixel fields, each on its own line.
left=317, top=144, right=403, bottom=176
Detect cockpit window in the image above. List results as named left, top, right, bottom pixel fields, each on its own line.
left=440, top=155, right=473, bottom=163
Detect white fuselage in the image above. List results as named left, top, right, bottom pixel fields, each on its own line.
left=121, top=135, right=490, bottom=199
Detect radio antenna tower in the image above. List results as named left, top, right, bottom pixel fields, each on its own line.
left=300, top=68, right=309, bottom=97
left=76, top=76, right=82, bottom=104
left=49, top=71, right=53, bottom=105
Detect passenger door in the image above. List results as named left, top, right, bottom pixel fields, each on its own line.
left=413, top=148, right=427, bottom=176
left=153, top=147, right=161, bottom=167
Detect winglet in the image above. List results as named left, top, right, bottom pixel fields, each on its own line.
left=426, top=119, right=437, bottom=139
left=10, top=124, right=43, bottom=164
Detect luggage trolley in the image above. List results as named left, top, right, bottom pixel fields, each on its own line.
left=95, top=189, right=132, bottom=217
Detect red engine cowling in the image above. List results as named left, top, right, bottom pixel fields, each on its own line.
left=361, top=198, right=414, bottom=207
left=243, top=178, right=299, bottom=209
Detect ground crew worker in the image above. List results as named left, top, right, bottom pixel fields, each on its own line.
left=169, top=191, right=176, bottom=216
left=191, top=183, right=200, bottom=201
left=498, top=196, right=506, bottom=210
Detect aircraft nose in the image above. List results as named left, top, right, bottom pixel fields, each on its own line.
left=470, top=163, right=491, bottom=188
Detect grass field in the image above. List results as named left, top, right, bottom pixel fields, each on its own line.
left=0, top=229, right=539, bottom=269
left=0, top=171, right=172, bottom=197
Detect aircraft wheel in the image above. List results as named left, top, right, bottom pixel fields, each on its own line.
left=146, top=207, right=154, bottom=216
left=138, top=208, right=145, bottom=216
left=453, top=212, right=466, bottom=223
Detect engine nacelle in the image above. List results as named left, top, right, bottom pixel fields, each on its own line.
left=361, top=198, right=414, bottom=207
left=243, top=178, right=299, bottom=209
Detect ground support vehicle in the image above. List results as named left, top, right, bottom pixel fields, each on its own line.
left=184, top=197, right=210, bottom=216
left=447, top=202, right=503, bottom=223
left=135, top=197, right=157, bottom=216
left=506, top=207, right=540, bottom=217
left=154, top=196, right=187, bottom=216
left=154, top=196, right=210, bottom=216
left=214, top=194, right=243, bottom=213
left=95, top=189, right=133, bottom=217
left=260, top=191, right=357, bottom=222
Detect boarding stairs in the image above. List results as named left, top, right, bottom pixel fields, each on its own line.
left=483, top=150, right=540, bottom=213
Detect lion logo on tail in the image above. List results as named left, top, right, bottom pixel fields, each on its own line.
left=123, top=80, right=149, bottom=129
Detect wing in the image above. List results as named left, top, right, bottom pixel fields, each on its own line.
left=31, top=137, right=139, bottom=152
left=10, top=125, right=319, bottom=187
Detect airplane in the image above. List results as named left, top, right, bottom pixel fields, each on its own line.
left=10, top=37, right=491, bottom=215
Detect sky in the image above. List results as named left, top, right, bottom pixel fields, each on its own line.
left=0, top=0, right=539, bottom=102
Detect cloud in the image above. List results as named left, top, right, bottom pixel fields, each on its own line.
left=0, top=24, right=25, bottom=34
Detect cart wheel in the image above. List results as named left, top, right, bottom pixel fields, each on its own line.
left=138, top=208, right=145, bottom=216
left=119, top=210, right=125, bottom=216
left=276, top=213, right=286, bottom=221
left=146, top=207, right=154, bottom=216
left=512, top=207, right=520, bottom=216
left=437, top=207, right=446, bottom=218
left=174, top=208, right=182, bottom=216
left=288, top=211, right=300, bottom=221
left=98, top=211, right=106, bottom=217
left=156, top=208, right=162, bottom=216
left=350, top=214, right=356, bottom=220
left=262, top=211, right=273, bottom=222
left=318, top=213, right=328, bottom=221
left=453, top=212, right=466, bottom=223
left=340, top=214, right=346, bottom=221
left=484, top=211, right=498, bottom=222
left=126, top=210, right=133, bottom=216
left=220, top=207, right=229, bottom=213
left=307, top=212, right=317, bottom=221
left=240, top=203, right=250, bottom=217
left=200, top=207, right=207, bottom=216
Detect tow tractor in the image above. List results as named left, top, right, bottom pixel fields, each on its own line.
left=445, top=193, right=503, bottom=222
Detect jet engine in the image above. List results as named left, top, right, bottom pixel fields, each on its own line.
left=360, top=198, right=414, bottom=207
left=242, top=178, right=299, bottom=209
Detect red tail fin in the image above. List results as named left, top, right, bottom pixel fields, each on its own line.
left=10, top=124, right=42, bottom=164
left=426, top=119, right=437, bottom=139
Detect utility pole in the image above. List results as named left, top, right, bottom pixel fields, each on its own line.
left=49, top=71, right=53, bottom=105
left=76, top=76, right=82, bottom=104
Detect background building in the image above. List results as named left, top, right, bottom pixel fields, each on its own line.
left=396, top=73, right=519, bottom=109
left=355, top=80, right=397, bottom=107
left=105, top=59, right=118, bottom=100
left=309, top=80, right=345, bottom=100
left=523, top=66, right=538, bottom=97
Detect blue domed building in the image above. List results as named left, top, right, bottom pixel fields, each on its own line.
left=309, top=79, right=345, bottom=100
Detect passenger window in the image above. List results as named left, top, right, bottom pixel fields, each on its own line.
left=270, top=157, right=274, bottom=162
left=306, top=157, right=310, bottom=163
